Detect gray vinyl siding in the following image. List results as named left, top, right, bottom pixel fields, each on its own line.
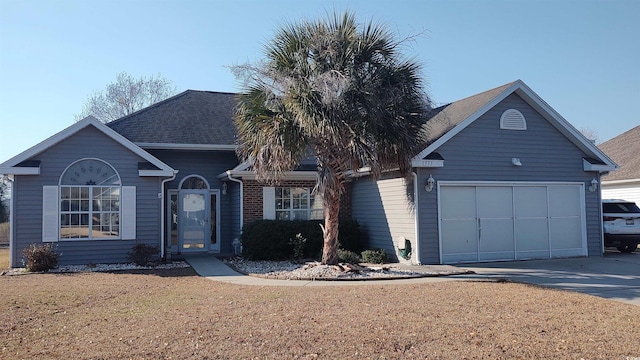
left=416, top=93, right=602, bottom=263
left=147, top=149, right=239, bottom=255
left=12, top=126, right=162, bottom=266
left=351, top=175, right=416, bottom=263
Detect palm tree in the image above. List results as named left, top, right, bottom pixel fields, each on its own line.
left=234, top=11, right=431, bottom=265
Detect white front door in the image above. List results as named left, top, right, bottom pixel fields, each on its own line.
left=179, top=190, right=209, bottom=252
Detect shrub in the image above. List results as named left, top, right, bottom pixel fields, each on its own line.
left=241, top=220, right=362, bottom=261
left=22, top=243, right=58, bottom=272
left=128, top=243, right=160, bottom=266
left=337, top=248, right=361, bottom=264
left=337, top=219, right=361, bottom=253
left=289, top=233, right=307, bottom=261
left=361, top=248, right=388, bottom=264
left=241, top=220, right=323, bottom=260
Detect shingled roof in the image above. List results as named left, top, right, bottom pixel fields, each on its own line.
left=107, top=90, right=238, bottom=146
left=420, top=81, right=516, bottom=145
left=599, top=125, right=640, bottom=181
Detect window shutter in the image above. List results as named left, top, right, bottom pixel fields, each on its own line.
left=42, top=186, right=59, bottom=242
left=263, top=187, right=275, bottom=220
left=121, top=186, right=136, bottom=240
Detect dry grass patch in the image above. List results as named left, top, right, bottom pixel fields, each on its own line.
left=1, top=268, right=638, bottom=359
left=0, top=246, right=9, bottom=270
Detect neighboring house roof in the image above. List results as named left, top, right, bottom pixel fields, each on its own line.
left=107, top=90, right=238, bottom=150
left=0, top=116, right=175, bottom=176
left=599, top=125, right=640, bottom=182
left=412, top=79, right=617, bottom=171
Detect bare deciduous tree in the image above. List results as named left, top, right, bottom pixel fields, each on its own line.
left=579, top=127, right=600, bottom=144
left=75, top=72, right=177, bottom=123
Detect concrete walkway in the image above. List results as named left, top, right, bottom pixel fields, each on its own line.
left=183, top=254, right=466, bottom=287
left=184, top=252, right=640, bottom=305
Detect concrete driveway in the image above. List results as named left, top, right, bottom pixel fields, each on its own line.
left=457, top=250, right=640, bottom=306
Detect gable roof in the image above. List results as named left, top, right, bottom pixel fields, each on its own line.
left=107, top=90, right=238, bottom=150
left=0, top=116, right=175, bottom=176
left=412, top=80, right=617, bottom=171
left=599, top=125, right=640, bottom=182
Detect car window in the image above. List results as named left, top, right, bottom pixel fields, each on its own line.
left=603, top=203, right=640, bottom=213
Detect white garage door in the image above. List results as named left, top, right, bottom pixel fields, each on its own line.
left=439, top=183, right=586, bottom=264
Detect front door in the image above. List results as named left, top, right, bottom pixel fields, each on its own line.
left=179, top=190, right=210, bottom=252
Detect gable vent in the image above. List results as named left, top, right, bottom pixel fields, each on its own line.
left=500, top=109, right=527, bottom=130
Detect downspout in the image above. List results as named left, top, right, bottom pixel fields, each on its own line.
left=225, top=171, right=244, bottom=236
left=6, top=175, right=15, bottom=268
left=160, top=171, right=178, bottom=260
left=412, top=172, right=421, bottom=265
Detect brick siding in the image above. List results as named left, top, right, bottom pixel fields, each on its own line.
left=242, top=179, right=352, bottom=225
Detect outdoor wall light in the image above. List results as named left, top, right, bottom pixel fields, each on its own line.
left=588, top=178, right=598, bottom=192
left=511, top=157, right=522, bottom=166
left=222, top=182, right=228, bottom=195
left=425, top=175, right=435, bottom=192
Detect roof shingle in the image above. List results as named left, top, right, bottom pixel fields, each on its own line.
left=107, top=90, right=238, bottom=145
left=599, top=125, right=640, bottom=181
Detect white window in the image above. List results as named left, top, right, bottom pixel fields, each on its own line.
left=275, top=187, right=323, bottom=220
left=58, top=159, right=122, bottom=239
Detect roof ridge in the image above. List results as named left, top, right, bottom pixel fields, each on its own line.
left=446, top=80, right=519, bottom=105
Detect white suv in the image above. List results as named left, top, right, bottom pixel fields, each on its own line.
left=602, top=199, right=640, bottom=253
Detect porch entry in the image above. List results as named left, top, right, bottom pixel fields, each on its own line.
left=167, top=175, right=220, bottom=254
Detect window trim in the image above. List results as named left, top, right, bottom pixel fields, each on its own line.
left=54, top=158, right=125, bottom=241
left=274, top=187, right=323, bottom=221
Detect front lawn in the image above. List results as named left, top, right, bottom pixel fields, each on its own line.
left=0, top=246, right=8, bottom=270
left=1, top=268, right=638, bottom=359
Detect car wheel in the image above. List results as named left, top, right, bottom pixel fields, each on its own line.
left=617, top=245, right=637, bottom=253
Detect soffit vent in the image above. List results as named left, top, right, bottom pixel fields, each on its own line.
left=500, top=109, right=527, bottom=130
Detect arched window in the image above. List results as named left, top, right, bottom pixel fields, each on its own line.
left=180, top=175, right=210, bottom=190
left=59, top=159, right=121, bottom=239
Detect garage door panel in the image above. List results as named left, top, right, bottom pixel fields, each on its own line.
left=441, top=219, right=477, bottom=255
left=514, top=187, right=547, bottom=217
left=548, top=186, right=581, bottom=217
left=515, top=218, right=549, bottom=251
left=477, top=187, right=512, bottom=218
left=550, top=217, right=583, bottom=250
left=479, top=219, right=515, bottom=261
left=440, top=186, right=476, bottom=219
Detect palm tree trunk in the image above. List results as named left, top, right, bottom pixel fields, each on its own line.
left=321, top=185, right=341, bottom=265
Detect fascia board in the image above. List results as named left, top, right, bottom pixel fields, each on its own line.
left=601, top=178, right=640, bottom=185
left=411, top=159, right=444, bottom=168
left=224, top=170, right=318, bottom=181
left=582, top=159, right=617, bottom=172
left=136, top=143, right=238, bottom=151
left=138, top=169, right=176, bottom=177
left=0, top=166, right=40, bottom=175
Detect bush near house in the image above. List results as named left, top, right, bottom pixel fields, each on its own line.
left=361, top=249, right=388, bottom=264
left=22, top=243, right=59, bottom=272
left=241, top=220, right=361, bottom=260
left=128, top=243, right=160, bottom=266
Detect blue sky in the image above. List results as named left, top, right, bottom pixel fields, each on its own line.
left=1, top=0, right=638, bottom=163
